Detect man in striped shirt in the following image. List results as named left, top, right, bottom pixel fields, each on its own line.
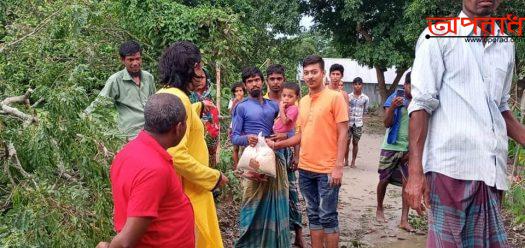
left=405, top=0, right=525, bottom=247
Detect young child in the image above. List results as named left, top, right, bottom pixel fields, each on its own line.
left=228, top=82, right=245, bottom=170
left=273, top=82, right=300, bottom=136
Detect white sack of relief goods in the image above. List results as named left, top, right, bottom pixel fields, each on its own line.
left=237, top=132, right=276, bottom=177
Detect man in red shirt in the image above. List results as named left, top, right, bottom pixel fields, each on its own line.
left=97, top=93, right=194, bottom=248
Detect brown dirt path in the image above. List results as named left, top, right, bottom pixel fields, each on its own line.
left=335, top=132, right=426, bottom=247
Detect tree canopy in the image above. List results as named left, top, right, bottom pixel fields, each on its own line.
left=303, top=0, right=525, bottom=102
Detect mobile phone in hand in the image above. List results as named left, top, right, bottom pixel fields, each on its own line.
left=396, top=89, right=405, bottom=98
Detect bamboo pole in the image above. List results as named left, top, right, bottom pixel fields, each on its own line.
left=215, top=62, right=221, bottom=165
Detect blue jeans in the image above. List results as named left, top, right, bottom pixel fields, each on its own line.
left=298, top=169, right=340, bottom=233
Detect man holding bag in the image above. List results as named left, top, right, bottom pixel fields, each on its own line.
left=231, top=66, right=290, bottom=247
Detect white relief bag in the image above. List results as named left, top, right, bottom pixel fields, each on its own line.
left=237, top=132, right=276, bottom=177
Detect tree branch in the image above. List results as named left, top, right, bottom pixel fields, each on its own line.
left=50, top=139, right=78, bottom=182
left=2, top=89, right=33, bottom=105
left=3, top=142, right=31, bottom=185
left=97, top=141, right=114, bottom=161
left=387, top=69, right=407, bottom=95
left=521, top=89, right=525, bottom=112
left=356, top=23, right=373, bottom=42
left=1, top=105, right=35, bottom=122
left=374, top=65, right=387, bottom=103
left=31, top=97, right=45, bottom=108
left=6, top=143, right=30, bottom=178
left=1, top=88, right=38, bottom=125
left=0, top=12, right=60, bottom=54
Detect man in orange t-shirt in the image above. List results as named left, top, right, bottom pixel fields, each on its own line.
left=271, top=55, right=348, bottom=248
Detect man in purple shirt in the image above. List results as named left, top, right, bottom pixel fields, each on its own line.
left=232, top=66, right=291, bottom=247
left=231, top=67, right=279, bottom=146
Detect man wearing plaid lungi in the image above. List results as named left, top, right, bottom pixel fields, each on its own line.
left=405, top=0, right=525, bottom=247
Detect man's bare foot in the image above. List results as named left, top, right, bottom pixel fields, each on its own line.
left=293, top=237, right=305, bottom=248
left=293, top=228, right=305, bottom=247
left=399, top=222, right=415, bottom=233
left=376, top=209, right=387, bottom=223
left=350, top=162, right=356, bottom=168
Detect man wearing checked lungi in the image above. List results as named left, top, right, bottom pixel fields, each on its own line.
left=376, top=72, right=413, bottom=232
left=405, top=0, right=525, bottom=247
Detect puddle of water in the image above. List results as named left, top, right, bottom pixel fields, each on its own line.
left=374, top=235, right=426, bottom=248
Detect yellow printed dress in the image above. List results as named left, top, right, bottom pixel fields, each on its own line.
left=157, top=87, right=223, bottom=248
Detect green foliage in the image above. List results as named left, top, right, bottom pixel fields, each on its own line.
left=505, top=181, right=525, bottom=224
left=215, top=143, right=243, bottom=203
left=1, top=1, right=126, bottom=245
left=113, top=0, right=249, bottom=64
left=408, top=213, right=428, bottom=232
left=188, top=0, right=303, bottom=35
left=506, top=108, right=525, bottom=224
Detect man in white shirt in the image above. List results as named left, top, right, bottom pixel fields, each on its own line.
left=405, top=0, right=525, bottom=247
left=347, top=77, right=369, bottom=168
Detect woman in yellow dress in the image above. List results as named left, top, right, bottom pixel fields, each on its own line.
left=157, top=41, right=228, bottom=248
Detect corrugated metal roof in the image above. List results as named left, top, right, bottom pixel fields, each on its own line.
left=296, top=58, right=410, bottom=85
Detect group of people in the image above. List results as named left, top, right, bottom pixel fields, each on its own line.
left=88, top=1, right=525, bottom=247
left=228, top=59, right=372, bottom=247
left=91, top=41, right=228, bottom=248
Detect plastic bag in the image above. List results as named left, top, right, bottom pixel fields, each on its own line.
left=237, top=132, right=276, bottom=177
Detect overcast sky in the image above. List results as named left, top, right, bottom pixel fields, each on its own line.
left=300, top=15, right=314, bottom=31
